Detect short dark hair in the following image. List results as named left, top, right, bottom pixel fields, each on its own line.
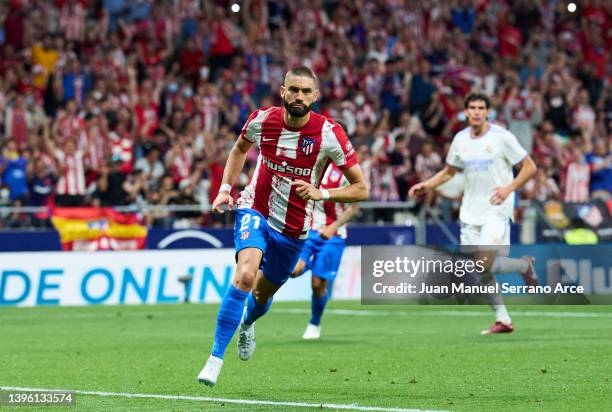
left=464, top=92, right=491, bottom=109
left=285, top=66, right=318, bottom=86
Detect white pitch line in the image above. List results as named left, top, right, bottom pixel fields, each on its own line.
left=0, top=386, right=446, bottom=412
left=274, top=308, right=612, bottom=319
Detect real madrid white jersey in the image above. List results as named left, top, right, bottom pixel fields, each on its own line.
left=446, top=124, right=527, bottom=226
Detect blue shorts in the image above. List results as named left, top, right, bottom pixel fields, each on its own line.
left=234, top=208, right=305, bottom=286
left=298, top=231, right=346, bottom=280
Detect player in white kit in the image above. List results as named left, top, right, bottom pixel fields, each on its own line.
left=409, top=92, right=537, bottom=334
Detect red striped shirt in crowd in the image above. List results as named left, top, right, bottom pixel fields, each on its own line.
left=197, top=92, right=220, bottom=133
left=565, top=162, right=590, bottom=203
left=237, top=107, right=358, bottom=239
left=59, top=1, right=86, bottom=41
left=54, top=148, right=86, bottom=195
left=85, top=124, right=106, bottom=172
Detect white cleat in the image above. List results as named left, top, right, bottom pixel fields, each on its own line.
left=302, top=323, right=321, bottom=340
left=198, top=355, right=223, bottom=387
left=237, top=322, right=256, bottom=360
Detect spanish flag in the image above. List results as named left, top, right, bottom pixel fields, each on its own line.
left=51, top=208, right=148, bottom=251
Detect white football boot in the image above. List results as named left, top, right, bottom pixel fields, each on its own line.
left=302, top=323, right=321, bottom=340
left=237, top=322, right=256, bottom=360
left=197, top=355, right=223, bottom=386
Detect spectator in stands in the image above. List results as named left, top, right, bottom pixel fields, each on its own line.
left=504, top=76, right=542, bottom=153
left=524, top=168, right=561, bottom=202
left=31, top=34, right=59, bottom=91
left=93, top=157, right=129, bottom=206
left=586, top=139, right=612, bottom=199
left=180, top=37, right=205, bottom=84
left=0, top=140, right=29, bottom=203
left=564, top=146, right=591, bottom=203
left=46, top=137, right=87, bottom=207
left=451, top=0, right=476, bottom=35
left=4, top=95, right=32, bottom=150
left=543, top=80, right=571, bottom=136
left=134, top=144, right=165, bottom=192
left=388, top=134, right=412, bottom=202
left=26, top=155, right=56, bottom=227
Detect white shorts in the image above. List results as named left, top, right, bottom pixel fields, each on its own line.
left=460, top=217, right=511, bottom=247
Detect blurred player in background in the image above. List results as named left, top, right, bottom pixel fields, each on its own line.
left=197, top=67, right=368, bottom=386
left=291, top=134, right=361, bottom=339
left=410, top=92, right=537, bottom=335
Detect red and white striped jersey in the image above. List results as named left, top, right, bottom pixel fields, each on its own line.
left=311, top=163, right=350, bottom=239
left=85, top=125, right=106, bottom=171
left=237, top=107, right=358, bottom=239
left=59, top=2, right=86, bottom=41
left=564, top=162, right=590, bottom=203
left=54, top=149, right=86, bottom=195
left=197, top=94, right=220, bottom=133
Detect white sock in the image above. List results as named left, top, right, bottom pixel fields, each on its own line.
left=480, top=274, right=512, bottom=324
left=493, top=304, right=512, bottom=324
left=492, top=256, right=528, bottom=274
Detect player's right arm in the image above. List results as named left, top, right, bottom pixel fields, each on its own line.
left=408, top=165, right=458, bottom=198
left=211, top=136, right=253, bottom=214
left=211, top=109, right=264, bottom=213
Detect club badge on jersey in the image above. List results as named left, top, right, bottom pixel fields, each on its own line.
left=300, top=137, right=315, bottom=155
left=241, top=231, right=250, bottom=240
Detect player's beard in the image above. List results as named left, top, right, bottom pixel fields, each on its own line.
left=283, top=98, right=312, bottom=118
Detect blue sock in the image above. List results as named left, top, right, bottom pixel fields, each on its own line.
left=211, top=285, right=248, bottom=359
left=309, top=293, right=328, bottom=326
left=242, top=292, right=273, bottom=325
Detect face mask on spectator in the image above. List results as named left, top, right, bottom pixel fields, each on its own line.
left=488, top=109, right=497, bottom=121
left=183, top=87, right=193, bottom=98
left=355, top=94, right=365, bottom=106
left=168, top=83, right=178, bottom=94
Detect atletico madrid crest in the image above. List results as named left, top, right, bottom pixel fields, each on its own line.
left=300, top=138, right=315, bottom=155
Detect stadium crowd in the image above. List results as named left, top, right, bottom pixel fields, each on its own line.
left=0, top=0, right=610, bottom=228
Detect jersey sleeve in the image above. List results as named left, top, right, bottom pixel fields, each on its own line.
left=239, top=110, right=262, bottom=143
left=445, top=137, right=464, bottom=169
left=502, top=130, right=528, bottom=165
left=325, top=122, right=358, bottom=171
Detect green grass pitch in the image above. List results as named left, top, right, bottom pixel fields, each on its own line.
left=1, top=301, right=611, bottom=411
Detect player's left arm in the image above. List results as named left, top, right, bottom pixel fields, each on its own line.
left=292, top=164, right=369, bottom=202
left=490, top=130, right=537, bottom=205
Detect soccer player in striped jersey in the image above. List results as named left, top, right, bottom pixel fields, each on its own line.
left=410, top=92, right=538, bottom=335
left=198, top=67, right=368, bottom=386
left=291, top=160, right=359, bottom=340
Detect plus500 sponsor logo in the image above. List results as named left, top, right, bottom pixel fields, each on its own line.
left=263, top=157, right=312, bottom=177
